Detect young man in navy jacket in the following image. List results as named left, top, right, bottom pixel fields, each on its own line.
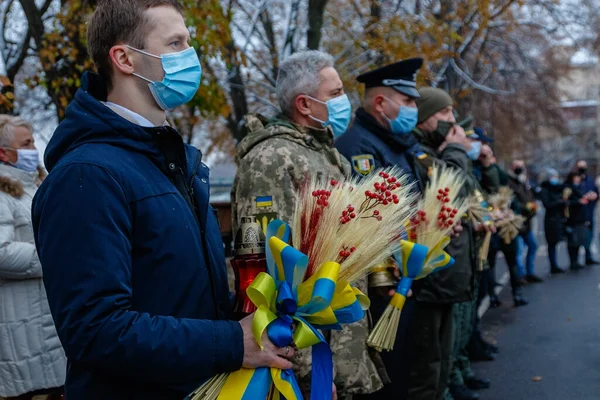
left=32, top=1, right=292, bottom=399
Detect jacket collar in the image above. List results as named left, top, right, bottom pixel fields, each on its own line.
left=0, top=164, right=40, bottom=197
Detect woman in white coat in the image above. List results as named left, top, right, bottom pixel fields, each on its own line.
left=0, top=116, right=65, bottom=400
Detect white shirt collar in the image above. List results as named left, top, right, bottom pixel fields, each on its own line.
left=103, top=101, right=156, bottom=128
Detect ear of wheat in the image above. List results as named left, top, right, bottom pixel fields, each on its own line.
left=292, top=167, right=419, bottom=284
left=368, top=164, right=467, bottom=351
left=467, top=194, right=494, bottom=270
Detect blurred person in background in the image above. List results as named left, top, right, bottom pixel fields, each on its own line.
left=508, top=160, right=542, bottom=284
left=0, top=115, right=66, bottom=400
left=574, top=160, right=599, bottom=265
left=539, top=168, right=567, bottom=274
left=564, top=172, right=590, bottom=270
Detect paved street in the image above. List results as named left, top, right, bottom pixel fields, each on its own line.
left=475, top=242, right=600, bottom=400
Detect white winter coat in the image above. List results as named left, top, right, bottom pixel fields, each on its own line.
left=0, top=164, right=66, bottom=397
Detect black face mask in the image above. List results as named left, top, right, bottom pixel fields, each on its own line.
left=514, top=168, right=524, bottom=175
left=579, top=168, right=588, bottom=176
left=422, top=120, right=454, bottom=149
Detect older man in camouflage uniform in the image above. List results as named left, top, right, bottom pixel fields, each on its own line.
left=231, top=50, right=384, bottom=399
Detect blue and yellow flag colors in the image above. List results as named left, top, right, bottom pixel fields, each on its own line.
left=390, top=239, right=455, bottom=310
left=217, top=219, right=369, bottom=400
left=256, top=195, right=274, bottom=208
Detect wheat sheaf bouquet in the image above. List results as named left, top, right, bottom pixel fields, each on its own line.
left=488, top=187, right=524, bottom=244
left=367, top=164, right=468, bottom=352
left=188, top=167, right=418, bottom=400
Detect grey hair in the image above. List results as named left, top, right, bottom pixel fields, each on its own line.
left=276, top=50, right=335, bottom=116
left=0, top=115, right=33, bottom=147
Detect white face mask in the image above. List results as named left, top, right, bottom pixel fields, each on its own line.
left=3, top=148, right=39, bottom=172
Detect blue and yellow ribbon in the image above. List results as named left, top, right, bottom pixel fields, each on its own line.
left=219, top=220, right=368, bottom=400
left=388, top=238, right=455, bottom=311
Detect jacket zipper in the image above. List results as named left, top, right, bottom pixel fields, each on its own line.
left=182, top=153, right=219, bottom=317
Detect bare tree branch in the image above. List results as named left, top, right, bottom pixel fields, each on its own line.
left=449, top=58, right=513, bottom=95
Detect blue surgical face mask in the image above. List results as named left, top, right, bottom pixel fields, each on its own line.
left=466, top=141, right=482, bottom=160
left=127, top=46, right=202, bottom=111
left=381, top=96, right=418, bottom=134
left=550, top=177, right=560, bottom=185
left=308, top=94, right=352, bottom=138
left=3, top=147, right=39, bottom=172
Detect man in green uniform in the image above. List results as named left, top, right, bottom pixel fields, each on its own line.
left=231, top=50, right=384, bottom=399
left=407, top=87, right=481, bottom=400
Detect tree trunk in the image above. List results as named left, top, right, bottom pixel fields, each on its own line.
left=307, top=0, right=328, bottom=50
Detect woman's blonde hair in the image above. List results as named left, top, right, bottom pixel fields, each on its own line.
left=0, top=115, right=33, bottom=147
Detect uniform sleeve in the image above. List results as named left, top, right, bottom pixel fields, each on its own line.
left=439, top=143, right=470, bottom=171
left=231, top=141, right=300, bottom=232
left=33, top=163, right=243, bottom=385
left=0, top=200, right=42, bottom=279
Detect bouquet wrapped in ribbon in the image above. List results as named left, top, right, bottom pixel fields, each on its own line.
left=488, top=187, right=524, bottom=244
left=467, top=191, right=494, bottom=270
left=368, top=164, right=468, bottom=351
left=189, top=167, right=417, bottom=400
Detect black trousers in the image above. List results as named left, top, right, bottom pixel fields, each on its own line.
left=487, top=236, right=521, bottom=295
left=406, top=302, right=454, bottom=400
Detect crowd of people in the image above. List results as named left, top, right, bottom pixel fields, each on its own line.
left=0, top=1, right=598, bottom=400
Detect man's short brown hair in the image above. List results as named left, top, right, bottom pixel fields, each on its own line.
left=86, top=0, right=184, bottom=89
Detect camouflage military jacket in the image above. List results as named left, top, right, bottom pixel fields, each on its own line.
left=231, top=113, right=384, bottom=396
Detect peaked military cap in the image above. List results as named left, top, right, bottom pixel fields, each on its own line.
left=357, top=58, right=423, bottom=99
left=471, top=127, right=494, bottom=143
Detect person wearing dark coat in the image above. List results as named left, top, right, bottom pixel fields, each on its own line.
left=565, top=172, right=591, bottom=270
left=407, top=87, right=484, bottom=400
left=574, top=160, right=599, bottom=265
left=335, top=58, right=425, bottom=400
left=539, top=169, right=567, bottom=273
left=31, top=2, right=292, bottom=398
left=508, top=160, right=542, bottom=283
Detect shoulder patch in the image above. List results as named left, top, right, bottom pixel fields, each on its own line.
left=255, top=195, right=273, bottom=208
left=416, top=151, right=427, bottom=160
left=351, top=154, right=375, bottom=176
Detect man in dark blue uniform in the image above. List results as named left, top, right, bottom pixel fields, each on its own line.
left=335, top=58, right=426, bottom=400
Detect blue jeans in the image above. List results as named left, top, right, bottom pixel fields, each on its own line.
left=517, top=230, right=538, bottom=277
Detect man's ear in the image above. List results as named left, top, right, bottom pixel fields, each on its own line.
left=109, top=45, right=135, bottom=76
left=373, top=94, right=386, bottom=114
left=295, top=95, right=312, bottom=117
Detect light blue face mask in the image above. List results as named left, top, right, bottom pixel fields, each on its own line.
left=308, top=94, right=352, bottom=138
left=382, top=96, right=418, bottom=134
left=467, top=141, right=482, bottom=160
left=127, top=46, right=202, bottom=111
left=550, top=177, right=560, bottom=185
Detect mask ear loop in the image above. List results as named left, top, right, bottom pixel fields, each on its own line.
left=305, top=95, right=328, bottom=127
left=380, top=96, right=400, bottom=130
left=125, top=45, right=162, bottom=84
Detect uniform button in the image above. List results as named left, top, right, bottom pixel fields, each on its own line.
left=201, top=178, right=208, bottom=183
left=169, top=163, right=176, bottom=170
